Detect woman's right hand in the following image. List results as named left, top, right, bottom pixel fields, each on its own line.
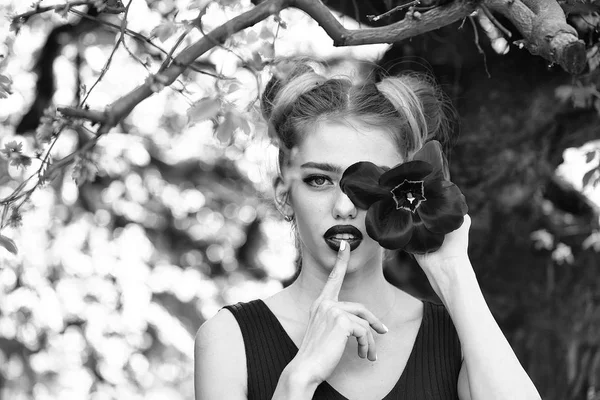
left=290, top=240, right=389, bottom=385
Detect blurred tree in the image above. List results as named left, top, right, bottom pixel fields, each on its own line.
left=0, top=0, right=599, bottom=399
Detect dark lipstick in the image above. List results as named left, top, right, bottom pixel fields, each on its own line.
left=323, top=225, right=363, bottom=252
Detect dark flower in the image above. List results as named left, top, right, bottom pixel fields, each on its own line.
left=340, top=140, right=468, bottom=254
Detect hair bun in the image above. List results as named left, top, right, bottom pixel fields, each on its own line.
left=376, top=73, right=455, bottom=158
left=261, top=60, right=319, bottom=121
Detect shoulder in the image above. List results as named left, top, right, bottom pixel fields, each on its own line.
left=194, top=305, right=247, bottom=400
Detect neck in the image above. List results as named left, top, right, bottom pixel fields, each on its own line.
left=286, top=249, right=397, bottom=319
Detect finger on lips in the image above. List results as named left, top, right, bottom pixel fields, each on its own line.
left=320, top=240, right=349, bottom=301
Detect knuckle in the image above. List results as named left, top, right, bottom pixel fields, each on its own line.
left=331, top=308, right=344, bottom=320
left=320, top=299, right=334, bottom=310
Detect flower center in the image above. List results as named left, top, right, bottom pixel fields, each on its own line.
left=390, top=179, right=426, bottom=212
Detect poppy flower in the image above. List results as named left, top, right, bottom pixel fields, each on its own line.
left=340, top=140, right=468, bottom=254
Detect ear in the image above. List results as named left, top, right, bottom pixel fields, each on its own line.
left=273, top=176, right=293, bottom=216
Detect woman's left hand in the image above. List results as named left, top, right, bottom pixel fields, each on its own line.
left=413, top=214, right=472, bottom=300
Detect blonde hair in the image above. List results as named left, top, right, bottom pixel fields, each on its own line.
left=261, top=58, right=455, bottom=168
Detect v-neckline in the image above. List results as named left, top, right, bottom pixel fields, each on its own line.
left=257, top=298, right=428, bottom=400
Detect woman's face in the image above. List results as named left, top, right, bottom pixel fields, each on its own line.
left=284, top=117, right=403, bottom=273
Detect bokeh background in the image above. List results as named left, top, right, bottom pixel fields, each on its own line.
left=0, top=0, right=599, bottom=399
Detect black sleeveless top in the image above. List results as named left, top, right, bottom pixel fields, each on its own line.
left=223, top=299, right=462, bottom=400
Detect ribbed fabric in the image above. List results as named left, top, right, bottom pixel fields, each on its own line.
left=223, top=299, right=461, bottom=400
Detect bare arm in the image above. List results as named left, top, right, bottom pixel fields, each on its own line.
left=443, top=262, right=540, bottom=400
left=416, top=216, right=540, bottom=400
left=194, top=310, right=247, bottom=400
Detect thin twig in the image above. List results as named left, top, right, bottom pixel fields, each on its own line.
left=350, top=0, right=361, bottom=27
left=11, top=0, right=125, bottom=22
left=469, top=14, right=490, bottom=78
left=121, top=39, right=151, bottom=71
left=69, top=8, right=223, bottom=78
left=198, top=25, right=246, bottom=65
left=79, top=0, right=133, bottom=107
left=479, top=4, right=512, bottom=38
left=367, top=0, right=421, bottom=22
left=158, top=26, right=193, bottom=73
left=68, top=8, right=169, bottom=57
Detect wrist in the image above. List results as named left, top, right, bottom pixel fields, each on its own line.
left=278, top=360, right=320, bottom=398
left=433, top=257, right=479, bottom=301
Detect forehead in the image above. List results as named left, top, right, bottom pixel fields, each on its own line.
left=296, top=118, right=403, bottom=170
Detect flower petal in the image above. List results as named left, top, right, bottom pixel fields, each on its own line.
left=340, top=161, right=389, bottom=209
left=418, top=181, right=468, bottom=234
left=412, top=140, right=450, bottom=180
left=379, top=160, right=432, bottom=188
left=365, top=200, right=413, bottom=250
left=403, top=215, right=445, bottom=254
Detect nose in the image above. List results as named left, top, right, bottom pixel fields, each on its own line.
left=333, top=189, right=357, bottom=220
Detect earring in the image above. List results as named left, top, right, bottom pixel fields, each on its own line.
left=284, top=214, right=294, bottom=222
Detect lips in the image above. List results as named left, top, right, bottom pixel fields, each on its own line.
left=323, top=225, right=363, bottom=252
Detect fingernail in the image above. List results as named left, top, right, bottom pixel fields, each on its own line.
left=339, top=240, right=346, bottom=251
left=382, top=323, right=389, bottom=333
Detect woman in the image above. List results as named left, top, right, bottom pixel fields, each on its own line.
left=194, top=60, right=542, bottom=400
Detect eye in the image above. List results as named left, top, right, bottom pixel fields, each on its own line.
left=303, top=175, right=332, bottom=188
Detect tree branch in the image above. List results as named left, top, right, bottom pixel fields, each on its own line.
left=12, top=0, right=124, bottom=22
left=557, top=0, right=600, bottom=15
left=57, top=107, right=107, bottom=123
left=484, top=0, right=586, bottom=74
left=300, top=0, right=482, bottom=46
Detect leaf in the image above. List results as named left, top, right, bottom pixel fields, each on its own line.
left=259, top=26, right=274, bottom=40
left=572, top=85, right=596, bottom=109
left=582, top=167, right=599, bottom=188
left=10, top=155, right=32, bottom=169
left=246, top=51, right=263, bottom=71
left=0, top=74, right=13, bottom=98
left=587, top=45, right=600, bottom=72
left=216, top=111, right=236, bottom=144
left=228, top=110, right=251, bottom=136
left=187, top=97, right=221, bottom=125
left=151, top=22, right=178, bottom=42
left=72, top=154, right=98, bottom=186
left=10, top=18, right=23, bottom=33
left=227, top=83, right=240, bottom=94
left=585, top=151, right=597, bottom=163
left=55, top=4, right=70, bottom=18
left=0, top=234, right=18, bottom=255
left=0, top=74, right=12, bottom=86
left=274, top=14, right=287, bottom=29
left=246, top=30, right=259, bottom=45
left=188, top=0, right=212, bottom=10
left=259, top=42, right=275, bottom=59
left=554, top=85, right=573, bottom=103
left=1, top=141, right=23, bottom=158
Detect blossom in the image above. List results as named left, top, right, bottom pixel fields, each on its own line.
left=1, top=140, right=22, bottom=157
left=340, top=140, right=468, bottom=254
left=1, top=141, right=32, bottom=169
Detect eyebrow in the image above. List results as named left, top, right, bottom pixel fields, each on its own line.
left=300, top=162, right=343, bottom=174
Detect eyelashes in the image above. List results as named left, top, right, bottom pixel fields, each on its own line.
left=302, top=174, right=333, bottom=188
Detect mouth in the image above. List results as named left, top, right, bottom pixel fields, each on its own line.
left=323, top=225, right=363, bottom=252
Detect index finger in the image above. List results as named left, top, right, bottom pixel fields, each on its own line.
left=319, top=240, right=350, bottom=301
